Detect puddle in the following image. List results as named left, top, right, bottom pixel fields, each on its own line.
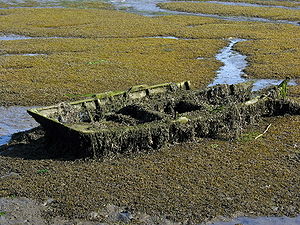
left=252, top=78, right=298, bottom=91
left=208, top=215, right=300, bottom=225
left=0, top=34, right=74, bottom=41
left=0, top=34, right=35, bottom=41
left=145, top=36, right=191, bottom=40
left=0, top=107, right=39, bottom=146
left=3, top=53, right=47, bottom=56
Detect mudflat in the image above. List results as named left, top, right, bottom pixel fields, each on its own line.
left=0, top=0, right=300, bottom=224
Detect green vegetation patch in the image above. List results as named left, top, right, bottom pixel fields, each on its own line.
left=56, top=0, right=113, bottom=10
left=0, top=0, right=113, bottom=9
left=0, top=37, right=224, bottom=106
left=0, top=8, right=171, bottom=38
left=235, top=38, right=300, bottom=79
left=158, top=2, right=300, bottom=21
left=172, top=0, right=300, bottom=8
left=37, top=169, right=49, bottom=174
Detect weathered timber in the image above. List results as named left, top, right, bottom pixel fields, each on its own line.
left=27, top=81, right=300, bottom=158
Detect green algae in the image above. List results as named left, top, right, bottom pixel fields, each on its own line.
left=0, top=7, right=299, bottom=107
left=0, top=8, right=173, bottom=38
left=172, top=0, right=300, bottom=8
left=1, top=114, right=300, bottom=223
left=0, top=0, right=113, bottom=9
left=158, top=2, right=300, bottom=21
left=0, top=7, right=299, bottom=105
left=235, top=39, right=300, bottom=79
left=36, top=169, right=49, bottom=174
left=0, top=36, right=223, bottom=106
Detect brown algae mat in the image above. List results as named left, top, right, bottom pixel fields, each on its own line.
left=158, top=2, right=300, bottom=21
left=0, top=114, right=300, bottom=223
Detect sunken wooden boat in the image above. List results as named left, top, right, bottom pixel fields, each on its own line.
left=28, top=81, right=300, bottom=158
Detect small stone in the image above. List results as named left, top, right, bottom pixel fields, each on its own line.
left=88, top=211, right=100, bottom=220
left=117, top=211, right=133, bottom=223
left=0, top=172, right=20, bottom=179
left=241, top=73, right=249, bottom=78
left=42, top=198, right=55, bottom=206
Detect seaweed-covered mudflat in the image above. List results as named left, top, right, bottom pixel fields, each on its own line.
left=0, top=0, right=300, bottom=224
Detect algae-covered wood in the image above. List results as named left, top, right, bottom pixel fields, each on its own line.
left=28, top=80, right=300, bottom=158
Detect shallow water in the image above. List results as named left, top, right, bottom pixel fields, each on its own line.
left=0, top=107, right=38, bottom=146
left=110, top=0, right=299, bottom=25
left=209, top=38, right=297, bottom=90
left=209, top=38, right=247, bottom=86
left=0, top=34, right=73, bottom=41
left=145, top=35, right=191, bottom=40
left=0, top=34, right=35, bottom=41
left=208, top=215, right=300, bottom=225
left=3, top=53, right=47, bottom=56
left=252, top=78, right=298, bottom=91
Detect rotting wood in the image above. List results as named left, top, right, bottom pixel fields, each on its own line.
left=27, top=80, right=300, bottom=158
